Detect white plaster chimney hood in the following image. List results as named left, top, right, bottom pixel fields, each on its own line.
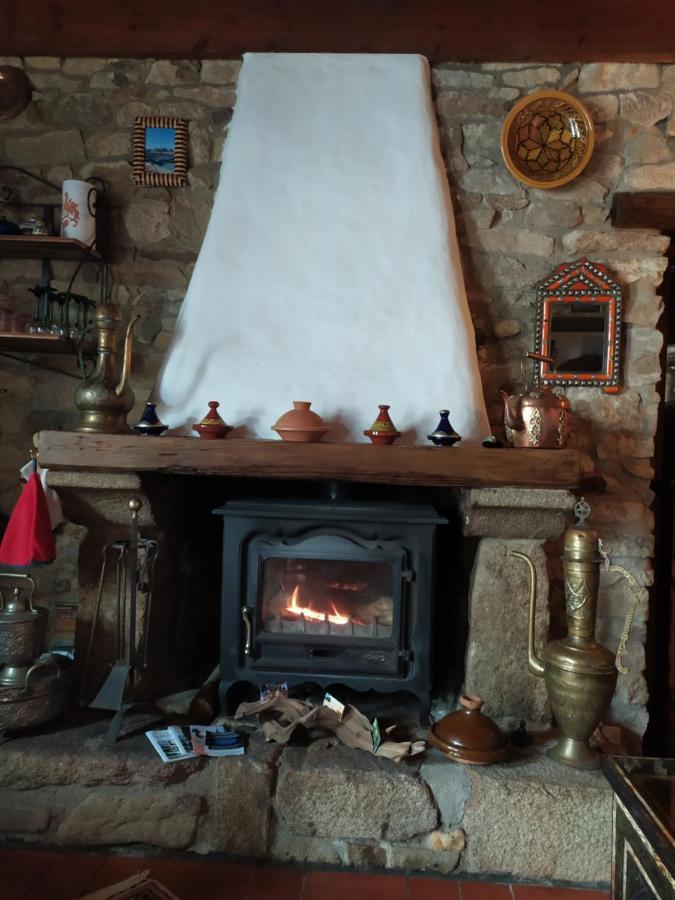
left=155, top=53, right=489, bottom=444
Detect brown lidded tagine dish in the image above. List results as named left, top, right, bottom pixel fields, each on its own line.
left=427, top=694, right=509, bottom=765
left=363, top=404, right=401, bottom=445
left=192, top=401, right=233, bottom=439
left=272, top=401, right=329, bottom=443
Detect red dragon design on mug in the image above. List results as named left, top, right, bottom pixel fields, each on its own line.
left=61, top=192, right=80, bottom=231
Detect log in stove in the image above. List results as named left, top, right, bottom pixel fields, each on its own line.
left=214, top=499, right=445, bottom=716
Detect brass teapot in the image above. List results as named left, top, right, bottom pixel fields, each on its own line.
left=499, top=352, right=571, bottom=449
left=75, top=303, right=139, bottom=434
left=511, top=499, right=641, bottom=769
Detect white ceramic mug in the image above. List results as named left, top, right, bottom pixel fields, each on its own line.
left=60, top=179, right=97, bottom=248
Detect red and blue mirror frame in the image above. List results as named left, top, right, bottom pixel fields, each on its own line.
left=534, top=258, right=623, bottom=394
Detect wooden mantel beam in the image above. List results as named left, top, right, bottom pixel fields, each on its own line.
left=2, top=1, right=675, bottom=63
left=34, top=431, right=581, bottom=490
left=612, top=193, right=675, bottom=232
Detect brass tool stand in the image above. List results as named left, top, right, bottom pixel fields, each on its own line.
left=83, top=498, right=161, bottom=743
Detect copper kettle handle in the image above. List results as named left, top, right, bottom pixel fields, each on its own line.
left=526, top=351, right=555, bottom=365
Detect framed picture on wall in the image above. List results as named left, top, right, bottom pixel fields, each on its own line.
left=132, top=116, right=188, bottom=187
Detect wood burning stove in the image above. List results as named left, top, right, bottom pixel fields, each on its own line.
left=214, top=499, right=445, bottom=715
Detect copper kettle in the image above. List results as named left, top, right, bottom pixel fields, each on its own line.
left=499, top=353, right=571, bottom=449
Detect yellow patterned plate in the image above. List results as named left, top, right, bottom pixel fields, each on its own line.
left=500, top=90, right=595, bottom=189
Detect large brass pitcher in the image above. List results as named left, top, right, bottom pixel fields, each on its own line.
left=75, top=303, right=139, bottom=434
left=511, top=498, right=642, bottom=769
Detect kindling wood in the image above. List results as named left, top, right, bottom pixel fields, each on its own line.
left=34, top=431, right=581, bottom=489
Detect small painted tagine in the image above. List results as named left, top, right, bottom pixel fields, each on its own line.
left=428, top=409, right=461, bottom=447
left=363, top=404, right=401, bottom=445
left=272, top=401, right=329, bottom=443
left=132, top=401, right=167, bottom=437
left=192, top=401, right=233, bottom=440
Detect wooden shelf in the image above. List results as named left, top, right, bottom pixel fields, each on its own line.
left=0, top=235, right=100, bottom=262
left=0, top=332, right=95, bottom=355
left=34, top=431, right=581, bottom=489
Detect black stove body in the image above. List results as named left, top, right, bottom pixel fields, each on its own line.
left=214, top=499, right=445, bottom=716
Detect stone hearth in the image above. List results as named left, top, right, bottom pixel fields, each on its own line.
left=0, top=718, right=611, bottom=885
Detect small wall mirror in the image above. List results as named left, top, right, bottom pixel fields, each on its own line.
left=534, top=258, right=623, bottom=393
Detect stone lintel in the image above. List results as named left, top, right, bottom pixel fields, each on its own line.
left=460, top=487, right=576, bottom=539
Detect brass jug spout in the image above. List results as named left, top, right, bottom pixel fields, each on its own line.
left=116, top=314, right=140, bottom=397
left=510, top=550, right=545, bottom=677
left=499, top=389, right=522, bottom=431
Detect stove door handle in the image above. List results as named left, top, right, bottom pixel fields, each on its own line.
left=241, top=606, right=253, bottom=656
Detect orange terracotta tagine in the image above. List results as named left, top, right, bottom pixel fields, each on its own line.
left=427, top=694, right=509, bottom=765
left=192, top=401, right=233, bottom=439
left=363, top=404, right=401, bottom=445
left=272, top=401, right=329, bottom=443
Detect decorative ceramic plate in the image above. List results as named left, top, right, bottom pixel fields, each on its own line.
left=500, top=90, right=595, bottom=189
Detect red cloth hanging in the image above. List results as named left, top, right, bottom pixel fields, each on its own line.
left=0, top=471, right=56, bottom=567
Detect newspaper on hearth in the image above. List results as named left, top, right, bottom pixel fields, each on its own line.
left=228, top=695, right=425, bottom=762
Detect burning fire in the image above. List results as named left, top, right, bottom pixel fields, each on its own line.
left=285, top=586, right=350, bottom=626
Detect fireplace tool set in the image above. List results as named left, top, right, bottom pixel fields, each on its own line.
left=82, top=498, right=161, bottom=742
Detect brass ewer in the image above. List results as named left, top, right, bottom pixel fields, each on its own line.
left=74, top=303, right=140, bottom=434
left=511, top=499, right=642, bottom=769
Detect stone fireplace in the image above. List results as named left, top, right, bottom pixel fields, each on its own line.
left=0, top=51, right=670, bottom=889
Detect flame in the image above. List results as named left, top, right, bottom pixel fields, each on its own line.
left=285, top=586, right=350, bottom=626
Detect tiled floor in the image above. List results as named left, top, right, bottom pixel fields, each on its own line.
left=0, top=848, right=611, bottom=900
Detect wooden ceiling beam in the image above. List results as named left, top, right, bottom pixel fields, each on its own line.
left=2, top=0, right=675, bottom=62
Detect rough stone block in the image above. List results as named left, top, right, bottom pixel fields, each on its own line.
left=210, top=742, right=277, bottom=857
left=460, top=488, right=574, bottom=540
left=432, top=70, right=495, bottom=90
left=461, top=755, right=612, bottom=884
left=466, top=227, right=555, bottom=258
left=502, top=67, right=561, bottom=88
left=386, top=842, right=461, bottom=874
left=624, top=160, right=675, bottom=191
left=5, top=131, right=85, bottom=167
left=58, top=791, right=203, bottom=849
left=275, top=742, right=438, bottom=842
left=122, top=200, right=171, bottom=245
left=623, top=130, right=671, bottom=165
left=201, top=60, right=242, bottom=85
left=271, top=829, right=342, bottom=866
left=0, top=789, right=51, bottom=833
left=340, top=840, right=388, bottom=868
left=578, top=63, right=660, bottom=92
left=464, top=539, right=550, bottom=723
left=62, top=58, right=108, bottom=76
left=620, top=91, right=672, bottom=127
left=584, top=94, right=619, bottom=123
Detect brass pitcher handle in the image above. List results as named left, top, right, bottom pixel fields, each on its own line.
left=241, top=607, right=252, bottom=657
left=23, top=654, right=61, bottom=693
left=598, top=539, right=643, bottom=675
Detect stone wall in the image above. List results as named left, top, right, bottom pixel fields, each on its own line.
left=0, top=57, right=671, bottom=740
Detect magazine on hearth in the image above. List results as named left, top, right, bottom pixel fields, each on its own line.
left=145, top=725, right=245, bottom=763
